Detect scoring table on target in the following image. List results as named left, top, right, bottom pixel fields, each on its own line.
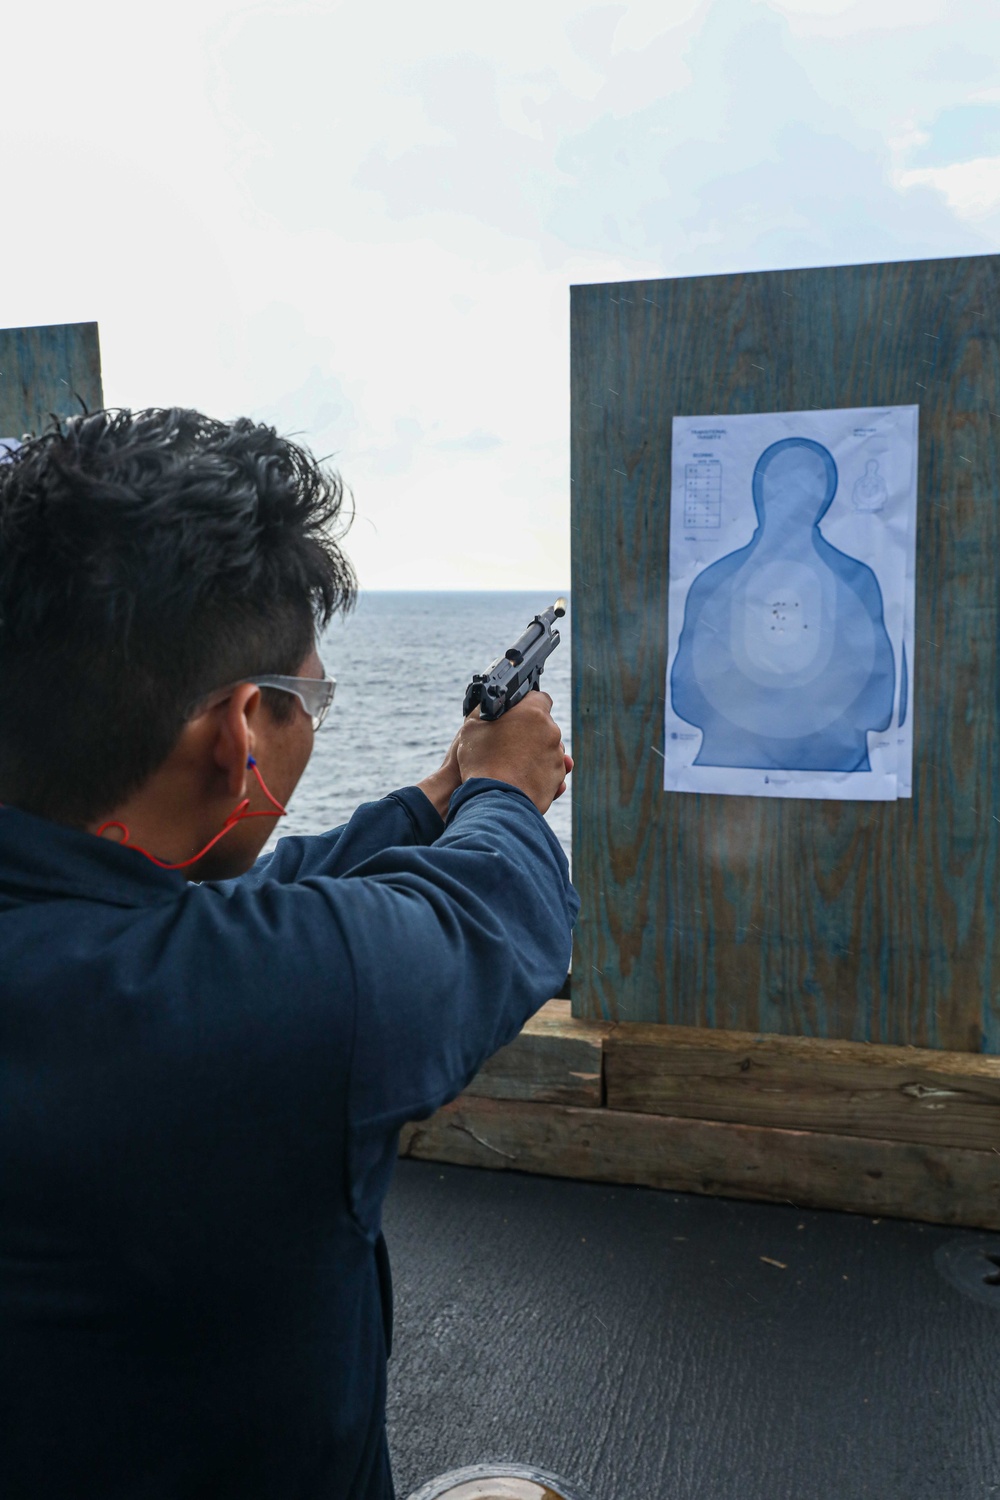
left=684, top=459, right=722, bottom=529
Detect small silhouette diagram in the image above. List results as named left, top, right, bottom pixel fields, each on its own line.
left=852, top=458, right=888, bottom=513
left=671, top=437, right=895, bottom=772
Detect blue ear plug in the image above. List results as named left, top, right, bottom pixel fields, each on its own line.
left=247, top=755, right=257, bottom=768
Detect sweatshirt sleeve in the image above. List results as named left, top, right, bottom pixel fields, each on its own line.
left=340, top=778, right=578, bottom=1233
left=198, top=777, right=577, bottom=1238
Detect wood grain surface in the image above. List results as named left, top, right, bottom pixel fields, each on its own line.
left=457, top=1000, right=1000, bottom=1148
left=0, top=321, right=103, bottom=436
left=570, top=254, right=1000, bottom=1051
left=604, top=1020, right=1000, bottom=1151
left=462, top=999, right=611, bottom=1108
left=398, top=1095, right=1000, bottom=1230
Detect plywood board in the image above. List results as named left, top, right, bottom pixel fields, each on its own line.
left=570, top=254, right=1000, bottom=1050
left=0, top=321, right=103, bottom=437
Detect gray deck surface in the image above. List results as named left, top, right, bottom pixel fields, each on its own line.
left=384, top=1160, right=1000, bottom=1500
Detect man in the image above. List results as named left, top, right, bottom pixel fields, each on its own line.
left=0, top=407, right=578, bottom=1499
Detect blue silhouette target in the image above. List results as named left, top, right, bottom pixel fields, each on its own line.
left=671, top=438, right=895, bottom=772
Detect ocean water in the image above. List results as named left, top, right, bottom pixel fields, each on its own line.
left=261, top=592, right=573, bottom=862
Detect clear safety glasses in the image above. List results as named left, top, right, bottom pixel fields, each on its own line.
left=191, top=672, right=337, bottom=731
left=248, top=674, right=337, bottom=731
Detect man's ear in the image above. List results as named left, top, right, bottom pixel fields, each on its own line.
left=214, top=685, right=261, bottom=798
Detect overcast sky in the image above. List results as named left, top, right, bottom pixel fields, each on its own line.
left=3, top=0, right=998, bottom=587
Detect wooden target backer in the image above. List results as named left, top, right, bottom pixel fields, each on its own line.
left=570, top=254, right=1000, bottom=1051
left=0, top=320, right=103, bottom=438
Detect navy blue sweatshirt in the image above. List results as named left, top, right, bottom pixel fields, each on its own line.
left=0, top=778, right=579, bottom=1499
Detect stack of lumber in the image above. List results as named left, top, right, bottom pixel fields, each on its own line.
left=399, top=1001, right=1000, bottom=1229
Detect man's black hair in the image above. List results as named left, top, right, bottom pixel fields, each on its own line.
left=0, top=407, right=356, bottom=827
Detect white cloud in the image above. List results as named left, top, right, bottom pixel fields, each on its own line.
left=611, top=0, right=710, bottom=53
left=1, top=0, right=998, bottom=587
left=757, top=0, right=946, bottom=35
left=896, top=156, right=1000, bottom=219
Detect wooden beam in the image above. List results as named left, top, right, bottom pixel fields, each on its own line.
left=604, top=1022, right=1000, bottom=1151
left=463, top=1000, right=611, bottom=1108
left=399, top=1095, right=1000, bottom=1231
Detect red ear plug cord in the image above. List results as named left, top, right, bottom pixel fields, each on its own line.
left=94, top=756, right=287, bottom=871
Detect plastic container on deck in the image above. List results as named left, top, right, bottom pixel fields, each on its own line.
left=406, top=1461, right=598, bottom=1500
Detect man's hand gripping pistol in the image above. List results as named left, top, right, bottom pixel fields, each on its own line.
left=463, top=600, right=566, bottom=721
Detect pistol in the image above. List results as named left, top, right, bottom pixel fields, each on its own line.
left=463, top=599, right=566, bottom=721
